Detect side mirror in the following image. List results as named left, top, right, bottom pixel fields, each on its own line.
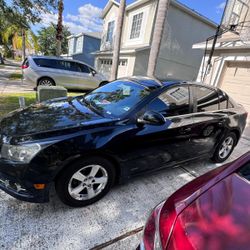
left=91, top=70, right=97, bottom=76
left=137, top=111, right=165, bottom=126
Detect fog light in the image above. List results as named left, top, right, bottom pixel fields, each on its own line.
left=34, top=184, right=46, bottom=190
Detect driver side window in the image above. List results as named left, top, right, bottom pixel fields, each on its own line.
left=147, top=86, right=190, bottom=117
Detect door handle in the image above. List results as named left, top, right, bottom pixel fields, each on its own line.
left=179, top=127, right=192, bottom=134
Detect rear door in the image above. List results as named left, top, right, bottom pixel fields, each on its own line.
left=55, top=60, right=80, bottom=88
left=190, top=85, right=227, bottom=156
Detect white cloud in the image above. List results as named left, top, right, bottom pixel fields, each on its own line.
left=39, top=3, right=103, bottom=35
left=216, top=1, right=226, bottom=14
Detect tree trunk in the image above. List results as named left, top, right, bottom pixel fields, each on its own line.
left=110, top=0, right=126, bottom=81
left=56, top=0, right=64, bottom=56
left=22, top=29, right=26, bottom=61
left=147, top=0, right=170, bottom=77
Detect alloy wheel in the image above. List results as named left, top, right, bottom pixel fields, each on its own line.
left=68, top=165, right=108, bottom=201
left=219, top=136, right=234, bottom=159
left=39, top=79, right=53, bottom=86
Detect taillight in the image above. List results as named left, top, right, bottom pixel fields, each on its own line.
left=21, top=65, right=29, bottom=69
left=142, top=202, right=164, bottom=250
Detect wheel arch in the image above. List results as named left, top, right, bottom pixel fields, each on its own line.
left=229, top=128, right=241, bottom=145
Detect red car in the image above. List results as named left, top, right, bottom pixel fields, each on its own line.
left=138, top=151, right=250, bottom=250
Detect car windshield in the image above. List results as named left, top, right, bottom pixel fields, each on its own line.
left=79, top=80, right=152, bottom=118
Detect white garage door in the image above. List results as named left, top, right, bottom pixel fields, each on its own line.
left=220, top=61, right=250, bottom=115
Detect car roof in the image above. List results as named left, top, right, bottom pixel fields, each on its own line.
left=28, top=55, right=95, bottom=69
left=123, top=76, right=217, bottom=90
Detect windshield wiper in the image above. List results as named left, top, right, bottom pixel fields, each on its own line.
left=81, top=98, right=105, bottom=117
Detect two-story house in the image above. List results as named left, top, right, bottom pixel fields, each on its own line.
left=194, top=0, right=250, bottom=117
left=68, top=32, right=101, bottom=67
left=94, top=0, right=217, bottom=81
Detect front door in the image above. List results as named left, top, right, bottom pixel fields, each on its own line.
left=113, top=85, right=195, bottom=176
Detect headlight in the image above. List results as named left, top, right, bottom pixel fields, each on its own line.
left=1, top=143, right=41, bottom=163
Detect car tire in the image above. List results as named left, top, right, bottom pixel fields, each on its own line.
left=55, top=157, right=116, bottom=207
left=99, top=81, right=109, bottom=87
left=38, top=77, right=55, bottom=87
left=212, top=132, right=237, bottom=163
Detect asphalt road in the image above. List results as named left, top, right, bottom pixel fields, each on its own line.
left=0, top=136, right=249, bottom=250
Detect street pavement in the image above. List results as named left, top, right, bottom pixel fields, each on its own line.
left=0, top=134, right=249, bottom=250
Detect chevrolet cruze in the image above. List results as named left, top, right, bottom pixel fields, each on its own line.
left=0, top=77, right=247, bottom=207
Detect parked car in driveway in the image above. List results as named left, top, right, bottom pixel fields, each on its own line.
left=0, top=77, right=247, bottom=207
left=22, top=56, right=108, bottom=90
left=138, top=151, right=250, bottom=250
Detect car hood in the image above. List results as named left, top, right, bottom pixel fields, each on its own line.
left=169, top=173, right=250, bottom=250
left=0, top=97, right=115, bottom=138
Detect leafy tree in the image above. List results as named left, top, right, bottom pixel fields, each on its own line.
left=0, top=0, right=57, bottom=24
left=37, top=24, right=71, bottom=56
left=1, top=25, right=38, bottom=52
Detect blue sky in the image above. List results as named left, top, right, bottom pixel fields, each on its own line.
left=37, top=0, right=226, bottom=34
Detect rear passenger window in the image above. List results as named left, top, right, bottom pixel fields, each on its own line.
left=34, top=58, right=57, bottom=68
left=195, top=86, right=219, bottom=112
left=147, top=86, right=190, bottom=117
left=238, top=162, right=250, bottom=182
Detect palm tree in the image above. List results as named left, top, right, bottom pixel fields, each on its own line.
left=56, top=0, right=64, bottom=56
left=1, top=25, right=38, bottom=59
left=147, top=0, right=170, bottom=77
left=110, top=0, right=126, bottom=81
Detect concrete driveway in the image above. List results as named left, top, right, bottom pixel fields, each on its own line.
left=0, top=133, right=249, bottom=250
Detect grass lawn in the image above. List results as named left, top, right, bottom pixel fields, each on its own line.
left=9, top=72, right=23, bottom=80
left=0, top=92, right=82, bottom=117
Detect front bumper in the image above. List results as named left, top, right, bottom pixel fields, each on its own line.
left=0, top=159, right=50, bottom=203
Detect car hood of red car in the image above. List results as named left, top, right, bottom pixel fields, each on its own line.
left=168, top=172, right=250, bottom=250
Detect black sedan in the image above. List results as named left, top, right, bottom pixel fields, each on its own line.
left=0, top=77, right=247, bottom=207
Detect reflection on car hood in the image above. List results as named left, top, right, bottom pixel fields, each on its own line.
left=0, top=97, right=114, bottom=137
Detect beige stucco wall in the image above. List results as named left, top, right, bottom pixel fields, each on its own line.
left=133, top=4, right=216, bottom=80
left=154, top=4, right=216, bottom=80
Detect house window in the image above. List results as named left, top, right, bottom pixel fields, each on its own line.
left=130, top=12, right=143, bottom=39
left=106, top=21, right=115, bottom=42
left=75, top=36, right=84, bottom=53
left=230, top=0, right=245, bottom=25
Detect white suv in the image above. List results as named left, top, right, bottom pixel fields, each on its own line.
left=22, top=56, right=108, bottom=90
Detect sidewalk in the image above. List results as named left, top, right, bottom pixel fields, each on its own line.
left=0, top=62, right=34, bottom=94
